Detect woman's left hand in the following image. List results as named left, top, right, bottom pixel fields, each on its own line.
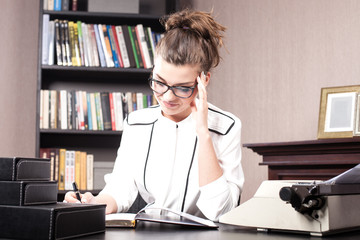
left=190, top=71, right=209, bottom=136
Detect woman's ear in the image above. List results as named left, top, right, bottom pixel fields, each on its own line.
left=204, top=71, right=211, bottom=87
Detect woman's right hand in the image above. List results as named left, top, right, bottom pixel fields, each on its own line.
left=63, top=191, right=96, bottom=204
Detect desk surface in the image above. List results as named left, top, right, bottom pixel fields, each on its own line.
left=78, top=222, right=360, bottom=240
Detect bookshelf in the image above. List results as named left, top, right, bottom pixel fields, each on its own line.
left=36, top=0, right=166, bottom=202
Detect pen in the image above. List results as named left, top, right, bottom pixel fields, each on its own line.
left=72, top=182, right=82, bottom=203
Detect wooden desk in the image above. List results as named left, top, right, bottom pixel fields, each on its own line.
left=244, top=138, right=360, bottom=180
left=77, top=222, right=360, bottom=240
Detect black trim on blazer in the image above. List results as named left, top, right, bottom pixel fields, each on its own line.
left=126, top=106, right=160, bottom=126
left=143, top=122, right=156, bottom=192
left=208, top=108, right=236, bottom=136
left=181, top=137, right=198, bottom=212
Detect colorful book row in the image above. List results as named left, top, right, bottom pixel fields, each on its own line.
left=40, top=148, right=94, bottom=191
left=42, top=14, right=163, bottom=69
left=40, top=90, right=157, bottom=131
left=43, top=0, right=76, bottom=11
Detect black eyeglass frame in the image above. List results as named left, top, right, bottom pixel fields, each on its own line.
left=148, top=78, right=198, bottom=99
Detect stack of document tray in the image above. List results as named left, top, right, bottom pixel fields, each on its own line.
left=0, top=157, right=105, bottom=240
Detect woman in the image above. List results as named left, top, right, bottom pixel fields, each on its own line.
left=65, top=9, right=244, bottom=221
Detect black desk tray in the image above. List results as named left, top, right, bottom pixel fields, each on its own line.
left=0, top=202, right=106, bottom=239
left=0, top=181, right=57, bottom=206
left=0, top=157, right=50, bottom=181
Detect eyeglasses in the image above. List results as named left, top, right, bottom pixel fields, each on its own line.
left=148, top=78, right=197, bottom=99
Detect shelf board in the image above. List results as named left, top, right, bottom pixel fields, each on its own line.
left=43, top=10, right=163, bottom=31
left=42, top=65, right=152, bottom=82
left=40, top=129, right=122, bottom=135
left=40, top=129, right=122, bottom=148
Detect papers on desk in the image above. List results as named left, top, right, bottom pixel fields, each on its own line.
left=106, top=206, right=218, bottom=228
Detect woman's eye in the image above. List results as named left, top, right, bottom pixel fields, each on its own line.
left=177, top=87, right=191, bottom=93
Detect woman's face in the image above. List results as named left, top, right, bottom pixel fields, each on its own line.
left=152, top=57, right=200, bottom=122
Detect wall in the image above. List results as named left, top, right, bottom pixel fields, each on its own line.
left=191, top=0, right=360, bottom=202
left=0, top=0, right=39, bottom=157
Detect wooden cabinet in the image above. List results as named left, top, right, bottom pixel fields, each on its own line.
left=244, top=138, right=360, bottom=180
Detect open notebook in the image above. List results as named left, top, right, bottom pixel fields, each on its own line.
left=105, top=205, right=218, bottom=228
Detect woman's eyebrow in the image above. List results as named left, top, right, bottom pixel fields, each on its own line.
left=154, top=73, right=197, bottom=86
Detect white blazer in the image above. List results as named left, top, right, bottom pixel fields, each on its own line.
left=100, top=102, right=244, bottom=221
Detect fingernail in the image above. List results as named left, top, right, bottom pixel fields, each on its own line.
left=82, top=198, right=88, bottom=203
left=201, top=71, right=205, bottom=78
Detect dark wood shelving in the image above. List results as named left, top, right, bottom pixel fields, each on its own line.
left=245, top=138, right=360, bottom=180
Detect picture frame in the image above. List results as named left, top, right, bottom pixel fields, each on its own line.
left=354, top=93, right=360, bottom=136
left=317, top=85, right=360, bottom=139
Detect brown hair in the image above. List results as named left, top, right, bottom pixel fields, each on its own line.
left=156, top=9, right=226, bottom=72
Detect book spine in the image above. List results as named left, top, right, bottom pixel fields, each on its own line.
left=48, top=21, right=55, bottom=65
left=131, top=26, right=144, bottom=68
left=50, top=90, right=58, bottom=129
left=60, top=20, right=67, bottom=66
left=90, top=93, right=98, bottom=130
left=95, top=92, right=103, bottom=130
left=127, top=26, right=140, bottom=68
left=77, top=21, right=85, bottom=66
left=109, top=92, right=116, bottom=131
left=48, top=0, right=54, bottom=11
left=58, top=148, right=66, bottom=190
left=122, top=25, right=136, bottom=68
left=61, top=0, right=69, bottom=10
left=106, top=25, right=120, bottom=68
left=87, top=93, right=93, bottom=130
left=100, top=92, right=112, bottom=130
left=111, top=25, right=124, bottom=67
left=67, top=91, right=73, bottom=129
left=102, top=25, right=115, bottom=67
left=60, top=90, right=68, bottom=129
left=135, top=24, right=152, bottom=68
left=87, top=154, right=94, bottom=190
left=94, top=24, right=106, bottom=67
left=72, top=0, right=78, bottom=11
left=75, top=151, right=81, bottom=190
left=42, top=14, right=50, bottom=65
left=115, top=26, right=130, bottom=68
left=89, top=24, right=100, bottom=67
left=54, top=19, right=63, bottom=65
left=80, top=151, right=87, bottom=190
left=82, top=91, right=88, bottom=130
left=144, top=27, right=155, bottom=66
left=115, top=92, right=124, bottom=131
left=64, top=20, right=72, bottom=66
left=54, top=0, right=62, bottom=11
left=98, top=24, right=113, bottom=67
left=40, top=90, right=44, bottom=129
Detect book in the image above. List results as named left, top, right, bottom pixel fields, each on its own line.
left=111, top=25, right=124, bottom=68
left=94, top=23, right=106, bottom=67
left=48, top=21, right=55, bottom=65
left=54, top=19, right=62, bottom=65
left=42, top=14, right=50, bottom=65
left=128, top=26, right=141, bottom=68
left=115, top=26, right=130, bottom=68
left=54, top=0, right=62, bottom=11
left=105, top=205, right=218, bottom=228
left=64, top=20, right=72, bottom=66
left=60, top=20, right=67, bottom=66
left=100, top=92, right=112, bottom=130
left=58, top=148, right=66, bottom=190
left=121, top=25, right=136, bottom=68
left=106, top=25, right=120, bottom=68
left=86, top=154, right=94, bottom=190
left=135, top=24, right=152, bottom=68
left=77, top=21, right=85, bottom=66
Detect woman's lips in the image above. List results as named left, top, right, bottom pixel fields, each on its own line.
left=162, top=100, right=178, bottom=108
